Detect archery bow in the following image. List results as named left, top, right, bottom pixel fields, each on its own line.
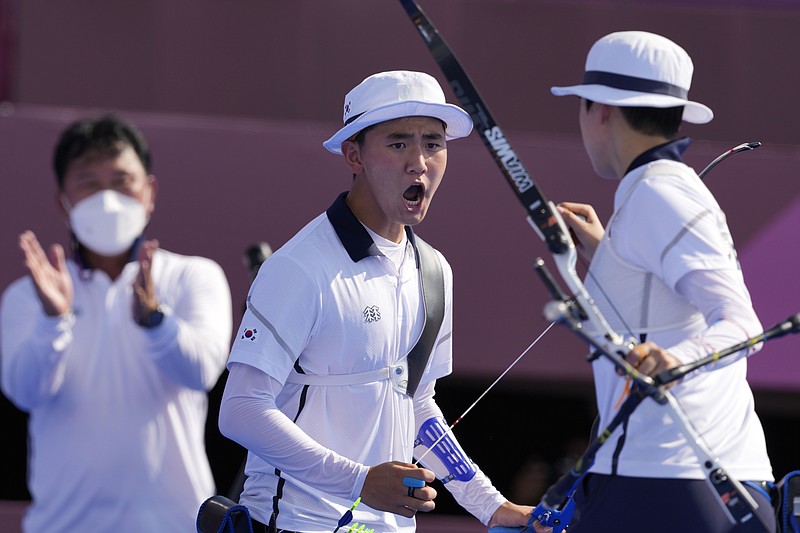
left=396, top=0, right=782, bottom=530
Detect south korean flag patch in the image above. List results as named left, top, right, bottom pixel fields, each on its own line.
left=240, top=327, right=258, bottom=341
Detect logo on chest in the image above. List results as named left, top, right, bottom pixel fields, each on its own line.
left=363, top=305, right=381, bottom=323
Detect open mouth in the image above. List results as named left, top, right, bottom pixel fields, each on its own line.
left=403, top=184, right=424, bottom=207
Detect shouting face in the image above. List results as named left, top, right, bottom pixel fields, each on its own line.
left=342, top=116, right=448, bottom=243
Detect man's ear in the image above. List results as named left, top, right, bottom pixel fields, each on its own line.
left=55, top=190, right=70, bottom=225
left=341, top=140, right=364, bottom=175
left=146, top=175, right=158, bottom=217
left=598, top=103, right=615, bottom=124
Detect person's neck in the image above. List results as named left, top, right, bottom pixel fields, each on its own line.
left=612, top=129, right=671, bottom=180
left=81, top=247, right=130, bottom=280
left=344, top=190, right=405, bottom=243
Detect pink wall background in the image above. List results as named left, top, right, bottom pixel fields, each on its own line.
left=2, top=0, right=798, bottom=391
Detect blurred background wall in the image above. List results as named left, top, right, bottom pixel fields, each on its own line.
left=1, top=0, right=799, bottom=529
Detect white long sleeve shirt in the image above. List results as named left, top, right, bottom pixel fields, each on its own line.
left=220, top=194, right=506, bottom=532
left=1, top=248, right=232, bottom=533
left=585, top=156, right=772, bottom=482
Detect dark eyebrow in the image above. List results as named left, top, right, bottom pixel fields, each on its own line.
left=385, top=131, right=445, bottom=141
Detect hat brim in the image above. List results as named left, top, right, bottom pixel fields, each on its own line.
left=550, top=84, right=713, bottom=124
left=323, top=100, right=474, bottom=155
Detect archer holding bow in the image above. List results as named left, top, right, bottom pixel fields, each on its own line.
left=551, top=31, right=775, bottom=532
left=217, top=70, right=545, bottom=533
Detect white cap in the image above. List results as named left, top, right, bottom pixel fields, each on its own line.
left=323, top=70, right=473, bottom=154
left=550, top=31, right=713, bottom=124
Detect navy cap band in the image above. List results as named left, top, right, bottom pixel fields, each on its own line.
left=583, top=70, right=688, bottom=99
left=344, top=112, right=364, bottom=126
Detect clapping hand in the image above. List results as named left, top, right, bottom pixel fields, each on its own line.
left=19, top=230, right=72, bottom=317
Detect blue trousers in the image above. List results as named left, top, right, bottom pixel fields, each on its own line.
left=569, top=474, right=775, bottom=533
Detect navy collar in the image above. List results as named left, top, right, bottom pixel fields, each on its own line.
left=72, top=234, right=144, bottom=272
left=326, top=191, right=420, bottom=267
left=625, top=136, right=691, bottom=175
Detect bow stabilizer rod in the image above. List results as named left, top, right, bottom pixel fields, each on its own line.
left=655, top=313, right=800, bottom=385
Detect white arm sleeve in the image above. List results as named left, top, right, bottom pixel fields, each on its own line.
left=413, top=381, right=507, bottom=526
left=219, top=362, right=369, bottom=501
left=0, top=279, right=74, bottom=410
left=669, top=267, right=763, bottom=368
left=146, top=257, right=232, bottom=391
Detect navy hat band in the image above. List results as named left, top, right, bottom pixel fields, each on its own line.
left=583, top=70, right=688, bottom=99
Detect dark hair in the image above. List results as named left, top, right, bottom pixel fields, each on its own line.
left=584, top=99, right=683, bottom=138
left=352, top=126, right=371, bottom=146
left=52, top=114, right=152, bottom=188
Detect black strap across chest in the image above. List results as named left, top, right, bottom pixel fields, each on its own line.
left=405, top=234, right=445, bottom=398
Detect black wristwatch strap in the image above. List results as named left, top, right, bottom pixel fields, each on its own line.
left=137, top=306, right=165, bottom=329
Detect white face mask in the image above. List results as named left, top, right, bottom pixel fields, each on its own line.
left=66, top=189, right=149, bottom=256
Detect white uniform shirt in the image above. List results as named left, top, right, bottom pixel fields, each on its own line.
left=0, top=247, right=232, bottom=533
left=585, top=145, right=772, bottom=482
left=225, top=193, right=505, bottom=532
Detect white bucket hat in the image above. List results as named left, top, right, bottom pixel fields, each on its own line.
left=551, top=31, right=713, bottom=124
left=323, top=70, right=473, bottom=155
